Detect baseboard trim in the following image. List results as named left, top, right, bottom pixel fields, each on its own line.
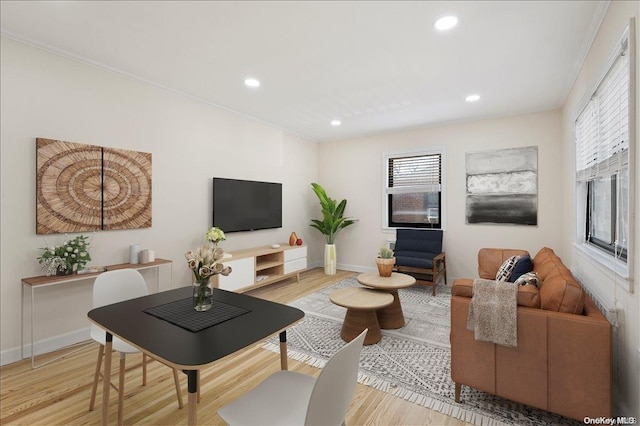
left=1, top=327, right=90, bottom=366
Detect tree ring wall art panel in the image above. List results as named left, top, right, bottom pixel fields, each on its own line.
left=465, top=146, right=538, bottom=226
left=36, top=138, right=103, bottom=234
left=102, top=147, right=152, bottom=230
left=36, top=138, right=152, bottom=234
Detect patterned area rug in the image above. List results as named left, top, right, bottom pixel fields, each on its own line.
left=264, top=277, right=581, bottom=426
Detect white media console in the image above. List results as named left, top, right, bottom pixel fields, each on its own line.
left=218, top=244, right=307, bottom=292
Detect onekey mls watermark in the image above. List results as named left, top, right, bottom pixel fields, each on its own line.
left=584, top=417, right=638, bottom=425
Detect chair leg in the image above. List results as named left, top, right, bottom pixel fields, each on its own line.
left=172, top=369, right=184, bottom=409
left=197, top=370, right=201, bottom=403
left=118, top=353, right=126, bottom=426
left=142, top=353, right=147, bottom=386
left=443, top=258, right=447, bottom=285
left=455, top=382, right=462, bottom=403
left=89, top=344, right=104, bottom=411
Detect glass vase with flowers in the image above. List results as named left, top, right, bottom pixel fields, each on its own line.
left=185, top=244, right=232, bottom=311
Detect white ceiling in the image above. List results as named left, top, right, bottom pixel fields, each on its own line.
left=0, top=1, right=607, bottom=142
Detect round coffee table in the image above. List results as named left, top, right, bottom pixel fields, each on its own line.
left=329, top=287, right=394, bottom=345
left=357, top=272, right=416, bottom=329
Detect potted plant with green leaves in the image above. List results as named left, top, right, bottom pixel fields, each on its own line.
left=309, top=182, right=357, bottom=275
left=376, top=246, right=395, bottom=277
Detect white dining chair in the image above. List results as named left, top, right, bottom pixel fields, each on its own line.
left=88, top=269, right=183, bottom=425
left=217, top=329, right=367, bottom=426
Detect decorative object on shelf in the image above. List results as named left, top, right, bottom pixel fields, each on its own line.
left=139, top=249, right=155, bottom=264
left=36, top=138, right=152, bottom=234
left=205, top=226, right=226, bottom=249
left=309, top=182, right=357, bottom=275
left=186, top=244, right=232, bottom=311
left=37, top=234, right=92, bottom=276
left=376, top=247, right=396, bottom=277
left=129, top=244, right=141, bottom=264
left=289, top=232, right=298, bottom=246
left=296, top=237, right=303, bottom=246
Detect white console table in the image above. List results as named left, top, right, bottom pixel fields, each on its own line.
left=21, top=258, right=173, bottom=369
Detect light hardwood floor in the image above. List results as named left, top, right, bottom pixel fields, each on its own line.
left=1, top=268, right=469, bottom=425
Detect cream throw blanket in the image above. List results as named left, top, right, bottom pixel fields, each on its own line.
left=467, top=278, right=518, bottom=347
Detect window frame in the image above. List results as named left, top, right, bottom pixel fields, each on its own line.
left=574, top=20, right=635, bottom=286
left=382, top=147, right=446, bottom=231
left=586, top=175, right=628, bottom=261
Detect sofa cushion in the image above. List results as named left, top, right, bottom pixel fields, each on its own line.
left=508, top=255, right=534, bottom=282
left=478, top=248, right=529, bottom=279
left=452, top=278, right=541, bottom=308
left=531, top=247, right=562, bottom=281
left=395, top=252, right=434, bottom=269
left=533, top=247, right=585, bottom=314
left=496, top=255, right=520, bottom=281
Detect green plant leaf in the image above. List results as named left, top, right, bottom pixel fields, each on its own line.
left=309, top=182, right=356, bottom=244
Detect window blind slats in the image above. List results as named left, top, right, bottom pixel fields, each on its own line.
left=575, top=37, right=629, bottom=180
left=388, top=154, right=441, bottom=190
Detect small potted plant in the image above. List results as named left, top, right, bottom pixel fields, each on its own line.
left=37, top=234, right=92, bottom=276
left=376, top=246, right=395, bottom=277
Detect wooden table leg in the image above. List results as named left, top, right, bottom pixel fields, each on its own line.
left=376, top=289, right=405, bottom=329
left=279, top=331, right=288, bottom=370
left=186, top=370, right=198, bottom=426
left=341, top=308, right=382, bottom=345
left=102, top=333, right=113, bottom=426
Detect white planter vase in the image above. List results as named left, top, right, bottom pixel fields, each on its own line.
left=324, top=244, right=337, bottom=275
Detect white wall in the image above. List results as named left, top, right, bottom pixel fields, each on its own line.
left=560, top=1, right=640, bottom=418
left=317, top=109, right=564, bottom=280
left=0, top=37, right=319, bottom=363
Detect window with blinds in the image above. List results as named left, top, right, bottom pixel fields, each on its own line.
left=575, top=23, right=634, bottom=262
left=385, top=151, right=443, bottom=229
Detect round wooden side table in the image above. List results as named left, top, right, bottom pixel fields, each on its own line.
left=329, top=287, right=393, bottom=345
left=357, top=272, right=416, bottom=329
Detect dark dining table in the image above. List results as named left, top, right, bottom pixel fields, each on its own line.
left=88, top=286, right=304, bottom=425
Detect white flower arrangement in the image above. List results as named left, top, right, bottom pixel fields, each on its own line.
left=37, top=234, right=92, bottom=276
left=185, top=244, right=232, bottom=282
left=205, top=227, right=226, bottom=245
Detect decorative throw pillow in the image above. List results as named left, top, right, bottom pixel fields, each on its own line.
left=496, top=255, right=520, bottom=281
left=514, top=271, right=540, bottom=288
left=508, top=254, right=534, bottom=282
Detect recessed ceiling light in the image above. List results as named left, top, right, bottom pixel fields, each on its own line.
left=465, top=94, right=480, bottom=102
left=434, top=15, right=458, bottom=31
left=244, top=78, right=260, bottom=88
left=331, top=120, right=342, bottom=126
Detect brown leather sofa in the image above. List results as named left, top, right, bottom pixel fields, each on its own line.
left=450, top=247, right=612, bottom=421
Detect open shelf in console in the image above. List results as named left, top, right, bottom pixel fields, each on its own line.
left=255, top=252, right=284, bottom=281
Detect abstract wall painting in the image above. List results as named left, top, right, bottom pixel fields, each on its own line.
left=465, top=146, right=538, bottom=226
left=36, top=138, right=152, bottom=234
left=102, top=147, right=152, bottom=231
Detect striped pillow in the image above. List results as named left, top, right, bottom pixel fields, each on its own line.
left=496, top=255, right=520, bottom=281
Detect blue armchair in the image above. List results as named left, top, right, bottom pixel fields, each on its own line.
left=393, top=229, right=447, bottom=296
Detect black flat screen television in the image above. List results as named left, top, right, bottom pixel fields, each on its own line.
left=212, top=178, right=282, bottom=232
